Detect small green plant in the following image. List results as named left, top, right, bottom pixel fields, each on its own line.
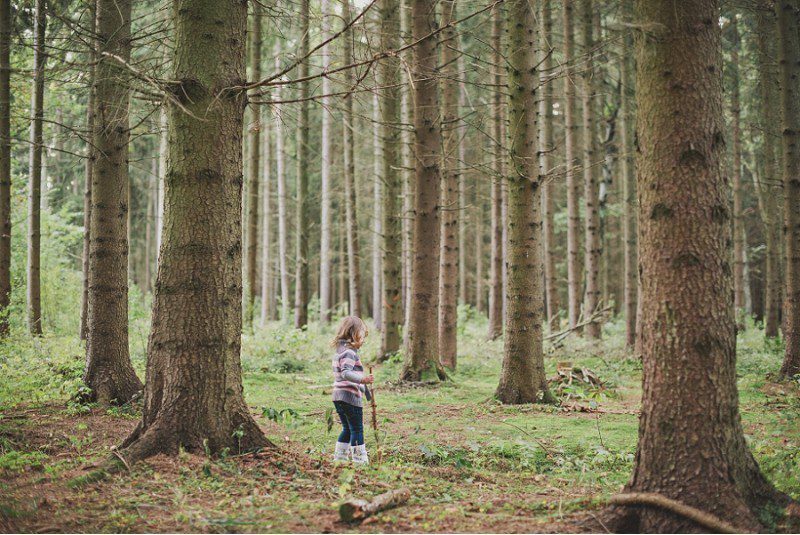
left=0, top=450, right=48, bottom=472
left=262, top=407, right=303, bottom=429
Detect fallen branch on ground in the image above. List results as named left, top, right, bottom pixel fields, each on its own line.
left=609, top=492, right=740, bottom=534
left=339, top=488, right=411, bottom=523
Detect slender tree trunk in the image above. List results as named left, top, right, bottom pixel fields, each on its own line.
left=539, top=0, right=559, bottom=332
left=274, top=46, right=290, bottom=323
left=0, top=0, right=10, bottom=337
left=260, top=110, right=272, bottom=327
left=612, top=0, right=787, bottom=529
left=380, top=0, right=402, bottom=359
left=778, top=0, right=800, bottom=377
left=400, top=0, right=413, bottom=329
left=496, top=0, right=554, bottom=405
left=729, top=16, right=746, bottom=319
left=372, top=90, right=382, bottom=328
left=120, top=0, right=269, bottom=462
left=457, top=54, right=468, bottom=307
left=319, top=0, right=333, bottom=324
left=402, top=0, right=445, bottom=382
left=438, top=0, right=459, bottom=369
left=487, top=4, right=504, bottom=340
left=620, top=24, right=637, bottom=349
left=580, top=0, right=601, bottom=339
left=245, top=4, right=262, bottom=329
left=144, top=158, right=155, bottom=294
left=80, top=0, right=97, bottom=341
left=156, top=106, right=166, bottom=258
left=475, top=180, right=484, bottom=312
left=342, top=0, right=362, bottom=318
left=84, top=0, right=142, bottom=405
left=563, top=0, right=581, bottom=330
left=294, top=0, right=310, bottom=328
left=754, top=3, right=782, bottom=339
left=27, top=0, right=45, bottom=336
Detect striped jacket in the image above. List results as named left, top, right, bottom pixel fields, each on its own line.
left=332, top=342, right=365, bottom=407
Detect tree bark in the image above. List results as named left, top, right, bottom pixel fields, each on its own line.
left=778, top=0, right=800, bottom=377
left=539, top=0, right=559, bottom=333
left=342, top=0, right=362, bottom=318
left=620, top=6, right=637, bottom=349
left=563, top=0, right=581, bottom=330
left=729, top=16, right=746, bottom=319
left=457, top=53, right=468, bottom=308
left=487, top=4, right=504, bottom=341
left=612, top=1, right=787, bottom=530
left=274, top=44, right=290, bottom=323
left=380, top=0, right=403, bottom=359
left=580, top=0, right=601, bottom=339
left=438, top=0, right=459, bottom=370
left=372, top=90, right=382, bottom=329
left=0, top=0, right=10, bottom=337
left=319, top=0, right=333, bottom=324
left=144, top=157, right=155, bottom=294
left=400, top=0, right=413, bottom=332
left=120, top=0, right=270, bottom=462
left=245, top=4, right=262, bottom=329
left=495, top=0, right=554, bottom=405
left=260, top=109, right=273, bottom=327
left=80, top=0, right=97, bottom=341
left=294, top=0, right=310, bottom=328
left=27, top=0, right=45, bottom=336
left=84, top=0, right=142, bottom=405
left=401, top=0, right=445, bottom=382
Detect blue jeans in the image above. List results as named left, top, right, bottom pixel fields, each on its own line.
left=334, top=401, right=364, bottom=446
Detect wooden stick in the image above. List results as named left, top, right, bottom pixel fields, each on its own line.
left=339, top=488, right=411, bottom=523
left=609, top=493, right=740, bottom=534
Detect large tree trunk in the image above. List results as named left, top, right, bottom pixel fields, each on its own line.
left=539, top=0, right=559, bottom=333
left=495, top=0, right=554, bottom=405
left=438, top=0, right=459, bottom=370
left=120, top=0, right=269, bottom=462
left=294, top=0, right=310, bottom=329
left=379, top=0, right=403, bottom=359
left=274, top=45, right=290, bottom=323
left=779, top=0, right=800, bottom=377
left=487, top=4, right=504, bottom=341
left=245, top=4, right=262, bottom=329
left=319, top=0, right=333, bottom=324
left=580, top=0, right=601, bottom=339
left=0, top=0, right=10, bottom=337
left=612, top=1, right=787, bottom=530
left=27, top=0, right=45, bottom=336
left=755, top=3, right=782, bottom=339
left=83, top=0, right=142, bottom=405
left=729, top=16, right=746, bottom=319
left=401, top=0, right=445, bottom=382
left=563, top=0, right=581, bottom=330
left=342, top=0, right=362, bottom=318
left=620, top=20, right=637, bottom=350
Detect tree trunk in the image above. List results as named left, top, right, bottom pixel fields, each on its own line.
left=80, top=0, right=97, bottom=341
left=438, top=0, right=459, bottom=370
left=475, top=179, right=484, bottom=313
left=539, top=0, right=559, bottom=333
left=144, top=158, right=155, bottom=294
left=156, top=106, right=166, bottom=258
left=0, top=0, right=10, bottom=337
left=274, top=45, right=290, bottom=323
left=342, top=0, right=362, bottom=318
left=245, top=4, right=262, bottom=329
left=372, top=90, right=382, bottom=329
left=563, top=0, right=581, bottom=330
left=400, top=0, right=413, bottom=331
left=580, top=0, right=601, bottom=339
left=620, top=10, right=637, bottom=349
left=401, top=0, right=445, bottom=382
left=612, top=0, right=787, bottom=530
left=457, top=54, right=468, bottom=308
left=294, top=0, right=310, bottom=328
left=495, top=0, right=554, bottom=405
left=756, top=3, right=782, bottom=339
left=83, top=0, right=142, bottom=405
left=380, top=0, right=403, bottom=359
left=779, top=0, right=800, bottom=377
left=319, top=0, right=333, bottom=324
left=120, top=0, right=270, bottom=462
left=260, top=109, right=272, bottom=327
left=27, top=0, right=45, bottom=336
left=729, top=16, right=746, bottom=319
left=487, top=4, right=504, bottom=341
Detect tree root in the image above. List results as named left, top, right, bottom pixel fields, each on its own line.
left=609, top=492, right=740, bottom=534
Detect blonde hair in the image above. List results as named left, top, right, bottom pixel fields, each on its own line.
left=331, top=316, right=368, bottom=349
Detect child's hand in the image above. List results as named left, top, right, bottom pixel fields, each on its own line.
left=361, top=374, right=374, bottom=385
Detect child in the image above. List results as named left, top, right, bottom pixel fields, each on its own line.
left=331, top=316, right=373, bottom=464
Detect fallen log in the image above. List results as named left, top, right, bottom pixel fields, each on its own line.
left=339, top=488, right=411, bottom=523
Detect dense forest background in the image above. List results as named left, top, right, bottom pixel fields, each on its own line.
left=0, top=0, right=799, bottom=532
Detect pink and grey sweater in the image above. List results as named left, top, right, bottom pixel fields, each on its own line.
left=332, top=341, right=366, bottom=407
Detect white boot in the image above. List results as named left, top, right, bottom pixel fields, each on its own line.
left=351, top=444, right=369, bottom=465
left=333, top=442, right=350, bottom=462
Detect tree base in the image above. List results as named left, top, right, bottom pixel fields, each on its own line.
left=495, top=385, right=556, bottom=405
left=82, top=366, right=142, bottom=407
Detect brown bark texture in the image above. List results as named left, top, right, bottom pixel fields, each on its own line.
left=294, top=0, right=310, bottom=328
left=245, top=4, right=262, bottom=329
left=0, top=0, right=10, bottom=337
left=487, top=4, right=504, bottom=341
left=120, top=0, right=269, bottom=462
left=620, top=17, right=637, bottom=349
left=615, top=1, right=787, bottom=531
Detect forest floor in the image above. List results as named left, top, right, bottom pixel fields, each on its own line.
left=0, top=313, right=799, bottom=533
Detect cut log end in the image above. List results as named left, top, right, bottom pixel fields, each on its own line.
left=339, top=488, right=411, bottom=523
